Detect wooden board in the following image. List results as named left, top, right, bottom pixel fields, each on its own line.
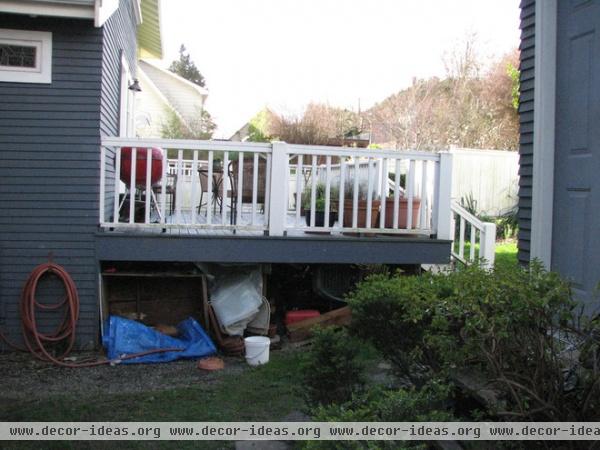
left=287, top=306, right=352, bottom=342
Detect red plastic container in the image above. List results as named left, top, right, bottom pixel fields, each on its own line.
left=120, top=147, right=164, bottom=188
left=285, top=310, right=321, bottom=326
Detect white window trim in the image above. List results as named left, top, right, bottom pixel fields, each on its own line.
left=530, top=0, right=557, bottom=268
left=0, top=29, right=52, bottom=84
left=119, top=54, right=136, bottom=138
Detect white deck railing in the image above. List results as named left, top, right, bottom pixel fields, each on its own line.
left=451, top=202, right=496, bottom=269
left=100, top=137, right=454, bottom=238
left=100, top=137, right=272, bottom=232
left=281, top=144, right=450, bottom=235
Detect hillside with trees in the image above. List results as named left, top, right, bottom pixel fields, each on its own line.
left=247, top=44, right=519, bottom=151
left=365, top=47, right=519, bottom=150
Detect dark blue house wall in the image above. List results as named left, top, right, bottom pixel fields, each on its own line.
left=517, top=0, right=535, bottom=264
left=0, top=0, right=137, bottom=349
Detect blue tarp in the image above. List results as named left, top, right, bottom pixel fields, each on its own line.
left=102, top=316, right=217, bottom=364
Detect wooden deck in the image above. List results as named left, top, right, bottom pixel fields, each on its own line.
left=96, top=230, right=451, bottom=264
left=97, top=208, right=451, bottom=265
left=111, top=207, right=434, bottom=239
left=98, top=138, right=457, bottom=265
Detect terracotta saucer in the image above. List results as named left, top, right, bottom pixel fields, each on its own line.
left=197, top=356, right=225, bottom=371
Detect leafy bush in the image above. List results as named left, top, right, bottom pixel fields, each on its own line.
left=493, top=206, right=518, bottom=240
left=348, top=263, right=600, bottom=421
left=302, top=381, right=455, bottom=450
left=347, top=272, right=441, bottom=383
left=302, top=327, right=366, bottom=407
left=459, top=193, right=519, bottom=240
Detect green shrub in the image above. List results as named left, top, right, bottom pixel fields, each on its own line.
left=493, top=206, right=518, bottom=240
left=458, top=193, right=519, bottom=240
left=348, top=263, right=600, bottom=421
left=302, top=327, right=366, bottom=407
left=302, top=381, right=455, bottom=450
left=347, top=272, right=440, bottom=383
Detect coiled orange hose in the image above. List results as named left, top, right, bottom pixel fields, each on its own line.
left=20, top=262, right=79, bottom=363
left=1, top=261, right=182, bottom=367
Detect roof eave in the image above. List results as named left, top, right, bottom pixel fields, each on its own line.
left=137, top=0, right=162, bottom=59
left=140, top=59, right=208, bottom=96
left=0, top=0, right=134, bottom=28
left=132, top=0, right=142, bottom=25
left=0, top=0, right=95, bottom=21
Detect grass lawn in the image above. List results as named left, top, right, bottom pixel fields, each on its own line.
left=1, top=351, right=306, bottom=449
left=494, top=240, right=518, bottom=268
left=2, top=352, right=305, bottom=423
left=454, top=240, right=518, bottom=268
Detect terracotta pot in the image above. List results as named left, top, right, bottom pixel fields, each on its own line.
left=384, top=198, right=421, bottom=229
left=342, top=199, right=381, bottom=229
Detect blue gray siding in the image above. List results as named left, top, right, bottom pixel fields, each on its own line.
left=517, top=0, right=535, bottom=264
left=0, top=0, right=137, bottom=349
left=101, top=0, right=137, bottom=138
left=100, top=0, right=138, bottom=222
left=0, top=14, right=103, bottom=349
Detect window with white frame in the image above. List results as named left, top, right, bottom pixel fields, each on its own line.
left=0, top=29, right=52, bottom=83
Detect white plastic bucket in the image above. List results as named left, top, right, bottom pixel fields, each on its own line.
left=244, top=336, right=270, bottom=366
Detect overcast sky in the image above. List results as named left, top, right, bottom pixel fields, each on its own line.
left=159, top=0, right=521, bottom=138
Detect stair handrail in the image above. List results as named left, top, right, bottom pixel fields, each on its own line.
left=451, top=201, right=496, bottom=269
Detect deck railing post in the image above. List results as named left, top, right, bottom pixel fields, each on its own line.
left=435, top=151, right=453, bottom=240
left=268, top=141, right=288, bottom=236
left=480, top=222, right=497, bottom=269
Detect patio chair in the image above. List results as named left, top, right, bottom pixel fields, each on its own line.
left=152, top=172, right=177, bottom=215
left=198, top=165, right=225, bottom=214
left=228, top=156, right=267, bottom=222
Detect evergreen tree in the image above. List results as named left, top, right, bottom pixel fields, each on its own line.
left=169, top=44, right=205, bottom=87
left=162, top=45, right=215, bottom=139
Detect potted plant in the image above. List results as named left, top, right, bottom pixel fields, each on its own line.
left=302, top=182, right=338, bottom=227
left=383, top=195, right=421, bottom=229
left=342, top=177, right=380, bottom=230
left=381, top=172, right=421, bottom=229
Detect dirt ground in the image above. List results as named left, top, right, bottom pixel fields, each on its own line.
left=0, top=350, right=249, bottom=402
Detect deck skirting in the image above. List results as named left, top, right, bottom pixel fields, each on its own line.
left=95, top=233, right=452, bottom=265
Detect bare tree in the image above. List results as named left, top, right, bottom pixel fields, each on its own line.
left=268, top=103, right=361, bottom=146
left=366, top=36, right=520, bottom=151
